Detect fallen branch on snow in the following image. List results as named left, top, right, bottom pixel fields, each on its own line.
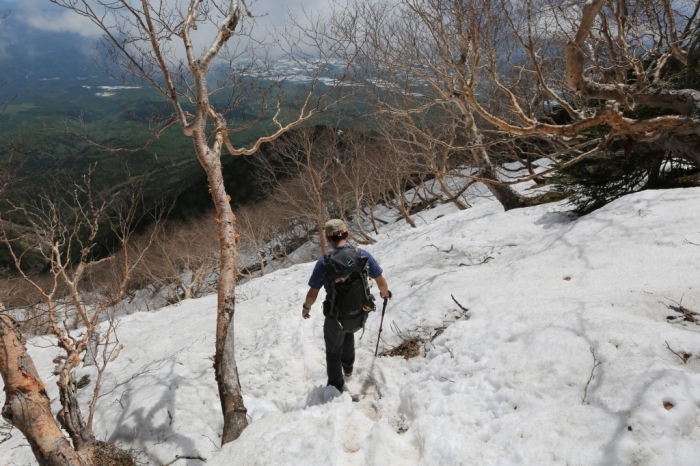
left=662, top=299, right=700, bottom=326
left=381, top=298, right=470, bottom=359
left=459, top=256, right=493, bottom=266
left=422, top=243, right=453, bottom=253
left=682, top=236, right=700, bottom=246
left=451, top=295, right=469, bottom=314
left=164, top=455, right=207, bottom=466
left=665, top=340, right=692, bottom=364
left=582, top=348, right=601, bottom=404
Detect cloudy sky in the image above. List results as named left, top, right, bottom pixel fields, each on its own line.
left=0, top=0, right=333, bottom=40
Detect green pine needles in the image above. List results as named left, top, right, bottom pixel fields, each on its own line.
left=553, top=148, right=700, bottom=215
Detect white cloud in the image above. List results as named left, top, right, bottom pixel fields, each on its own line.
left=14, top=0, right=102, bottom=38
left=10, top=0, right=332, bottom=42
left=253, top=0, right=332, bottom=29
left=5, top=0, right=337, bottom=65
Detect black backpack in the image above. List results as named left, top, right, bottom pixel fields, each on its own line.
left=323, top=246, right=376, bottom=330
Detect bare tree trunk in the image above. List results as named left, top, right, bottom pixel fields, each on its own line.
left=436, top=175, right=469, bottom=210
left=199, top=149, right=248, bottom=444
left=354, top=212, right=376, bottom=244
left=0, top=315, right=91, bottom=466
left=462, top=110, right=525, bottom=211
left=317, top=219, right=326, bottom=255
left=347, top=231, right=371, bottom=245
left=642, top=150, right=667, bottom=189
left=398, top=202, right=417, bottom=228
left=477, top=160, right=525, bottom=211
left=56, top=370, right=96, bottom=453
left=84, top=331, right=99, bottom=367
left=367, top=206, right=380, bottom=234
left=523, top=152, right=546, bottom=185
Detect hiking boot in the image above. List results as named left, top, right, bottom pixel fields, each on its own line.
left=342, top=364, right=353, bottom=380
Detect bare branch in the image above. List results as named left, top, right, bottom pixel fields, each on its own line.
left=582, top=347, right=601, bottom=404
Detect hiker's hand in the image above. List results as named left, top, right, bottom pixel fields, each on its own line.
left=381, top=290, right=392, bottom=299
left=302, top=306, right=311, bottom=319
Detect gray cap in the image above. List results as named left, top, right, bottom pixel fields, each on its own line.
left=324, top=219, right=347, bottom=237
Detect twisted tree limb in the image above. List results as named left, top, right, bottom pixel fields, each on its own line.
left=0, top=315, right=90, bottom=466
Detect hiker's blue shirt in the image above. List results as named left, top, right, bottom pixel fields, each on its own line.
left=308, top=244, right=383, bottom=296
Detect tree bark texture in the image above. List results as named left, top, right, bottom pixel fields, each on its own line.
left=0, top=315, right=91, bottom=466
left=461, top=109, right=525, bottom=211
left=83, top=332, right=99, bottom=367
left=563, top=0, right=700, bottom=157
left=184, top=4, right=248, bottom=441
left=437, top=175, right=469, bottom=210
left=317, top=220, right=327, bottom=256
left=197, top=143, right=248, bottom=444
left=56, top=369, right=96, bottom=453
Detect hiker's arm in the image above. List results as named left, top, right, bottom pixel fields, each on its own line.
left=365, top=253, right=390, bottom=298
left=302, top=288, right=320, bottom=319
left=375, top=275, right=391, bottom=299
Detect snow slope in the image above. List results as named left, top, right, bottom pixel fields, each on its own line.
left=2, top=187, right=700, bottom=466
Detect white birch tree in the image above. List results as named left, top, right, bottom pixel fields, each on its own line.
left=46, top=0, right=351, bottom=444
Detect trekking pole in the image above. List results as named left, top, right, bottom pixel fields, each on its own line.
left=374, top=297, right=389, bottom=357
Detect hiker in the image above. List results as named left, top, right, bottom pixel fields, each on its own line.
left=302, top=219, right=391, bottom=392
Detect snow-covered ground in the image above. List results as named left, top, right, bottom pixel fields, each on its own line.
left=2, top=186, right=700, bottom=466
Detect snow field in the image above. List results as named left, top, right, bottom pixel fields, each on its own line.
left=1, top=186, right=700, bottom=465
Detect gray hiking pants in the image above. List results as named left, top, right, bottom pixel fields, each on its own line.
left=324, top=317, right=355, bottom=391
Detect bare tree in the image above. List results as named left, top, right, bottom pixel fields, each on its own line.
left=236, top=199, right=288, bottom=277
left=332, top=0, right=700, bottom=208
left=84, top=310, right=127, bottom=433
left=133, top=216, right=219, bottom=303
left=331, top=0, right=530, bottom=210
left=0, top=315, right=89, bottom=465
left=549, top=0, right=700, bottom=164
left=327, top=129, right=380, bottom=244
left=370, top=138, right=429, bottom=227
left=0, top=174, right=155, bottom=463
left=50, top=0, right=352, bottom=443
left=476, top=0, right=700, bottom=178
left=259, top=127, right=350, bottom=255
left=0, top=275, right=55, bottom=336
left=258, top=126, right=396, bottom=251
left=354, top=140, right=393, bottom=235
left=378, top=112, right=472, bottom=210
